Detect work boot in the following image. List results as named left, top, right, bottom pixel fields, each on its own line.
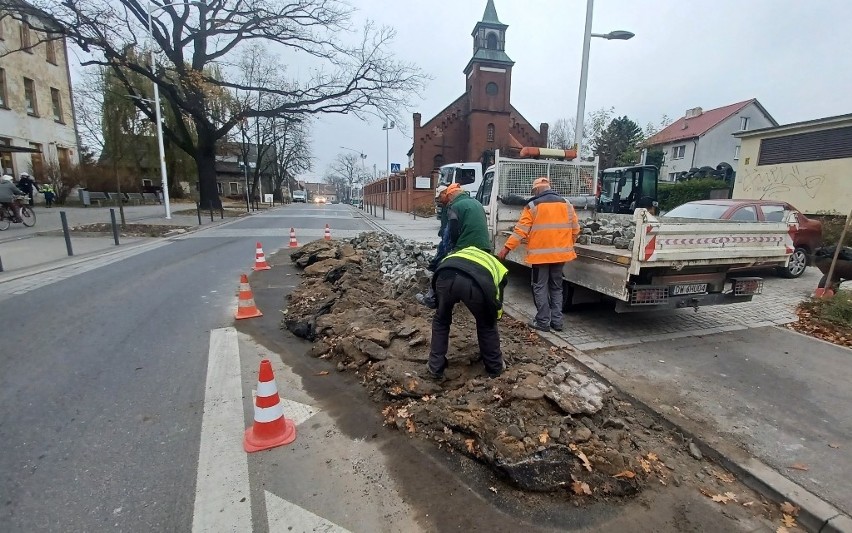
left=416, top=293, right=437, bottom=309
left=528, top=321, right=550, bottom=333
left=487, top=360, right=507, bottom=379
left=423, top=363, right=445, bottom=381
left=550, top=323, right=564, bottom=332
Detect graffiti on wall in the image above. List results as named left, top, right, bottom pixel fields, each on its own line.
left=738, top=164, right=826, bottom=199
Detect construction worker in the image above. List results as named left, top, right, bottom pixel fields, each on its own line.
left=41, top=183, right=56, bottom=207
left=442, top=182, right=491, bottom=252
left=497, top=176, right=580, bottom=332
left=427, top=245, right=509, bottom=380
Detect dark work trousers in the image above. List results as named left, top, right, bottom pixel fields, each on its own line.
left=428, top=270, right=503, bottom=376
left=531, top=262, right=565, bottom=329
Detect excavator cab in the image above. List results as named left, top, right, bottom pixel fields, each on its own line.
left=597, top=165, right=659, bottom=214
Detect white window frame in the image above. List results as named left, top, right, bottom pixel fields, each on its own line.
left=740, top=117, right=749, bottom=131
left=672, top=145, right=686, bottom=160
left=734, top=146, right=740, bottom=160
left=50, top=87, right=63, bottom=122
left=229, top=182, right=239, bottom=195
left=668, top=172, right=678, bottom=182
left=23, top=77, right=37, bottom=115
left=142, top=179, right=153, bottom=187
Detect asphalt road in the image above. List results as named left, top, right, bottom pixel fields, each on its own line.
left=0, top=204, right=778, bottom=532
left=0, top=204, right=372, bottom=531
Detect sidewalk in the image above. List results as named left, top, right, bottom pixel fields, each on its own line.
left=366, top=208, right=852, bottom=533
left=354, top=205, right=441, bottom=244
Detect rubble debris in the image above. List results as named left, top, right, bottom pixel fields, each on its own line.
left=279, top=233, right=712, bottom=501
left=689, top=442, right=704, bottom=461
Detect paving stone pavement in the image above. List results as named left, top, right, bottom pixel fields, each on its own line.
left=504, top=268, right=821, bottom=351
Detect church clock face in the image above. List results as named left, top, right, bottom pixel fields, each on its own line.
left=486, top=82, right=499, bottom=96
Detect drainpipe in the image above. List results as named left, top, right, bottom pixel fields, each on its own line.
left=690, top=138, right=698, bottom=169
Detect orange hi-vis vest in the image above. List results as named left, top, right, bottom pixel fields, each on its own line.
left=504, top=189, right=580, bottom=264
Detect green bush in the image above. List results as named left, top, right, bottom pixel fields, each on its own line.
left=802, top=291, right=852, bottom=328
left=658, top=178, right=730, bottom=212
left=811, top=212, right=852, bottom=247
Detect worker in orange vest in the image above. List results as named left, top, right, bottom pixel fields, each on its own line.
left=497, top=177, right=580, bottom=332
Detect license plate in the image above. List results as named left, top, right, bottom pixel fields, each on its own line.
left=672, top=283, right=707, bottom=296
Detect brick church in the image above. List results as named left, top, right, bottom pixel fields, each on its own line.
left=410, top=0, right=548, bottom=179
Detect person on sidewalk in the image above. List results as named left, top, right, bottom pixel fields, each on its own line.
left=41, top=183, right=56, bottom=208
left=16, top=172, right=39, bottom=207
left=497, top=176, right=580, bottom=332
left=0, top=175, right=25, bottom=222
left=427, top=245, right=509, bottom=380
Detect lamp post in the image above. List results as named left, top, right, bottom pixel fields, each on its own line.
left=573, top=0, right=634, bottom=157
left=145, top=0, right=203, bottom=218
left=383, top=120, right=395, bottom=211
left=340, top=146, right=366, bottom=204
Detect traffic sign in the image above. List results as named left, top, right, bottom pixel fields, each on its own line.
left=390, top=163, right=401, bottom=173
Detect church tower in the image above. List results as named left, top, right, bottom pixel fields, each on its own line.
left=464, top=0, right=515, bottom=162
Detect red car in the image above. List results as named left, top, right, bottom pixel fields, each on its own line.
left=663, top=199, right=823, bottom=278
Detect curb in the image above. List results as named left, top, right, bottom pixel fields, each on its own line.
left=502, top=301, right=852, bottom=533
left=0, top=210, right=244, bottom=282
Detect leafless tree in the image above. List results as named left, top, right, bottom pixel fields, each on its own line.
left=4, top=0, right=425, bottom=209
left=325, top=152, right=366, bottom=203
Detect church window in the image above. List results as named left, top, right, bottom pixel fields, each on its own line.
left=433, top=154, right=444, bottom=168
left=486, top=32, right=498, bottom=50
left=487, top=123, right=495, bottom=142
left=485, top=82, right=498, bottom=96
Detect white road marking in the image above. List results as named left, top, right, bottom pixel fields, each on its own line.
left=192, top=327, right=252, bottom=533
left=179, top=229, right=365, bottom=239
left=265, top=491, right=352, bottom=533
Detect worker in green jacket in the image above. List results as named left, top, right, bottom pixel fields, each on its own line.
left=443, top=183, right=491, bottom=253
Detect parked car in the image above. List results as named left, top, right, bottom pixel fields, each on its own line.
left=663, top=199, right=823, bottom=278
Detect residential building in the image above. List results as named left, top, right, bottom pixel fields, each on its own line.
left=647, top=99, right=776, bottom=182
left=215, top=142, right=276, bottom=198
left=732, top=113, right=852, bottom=214
left=0, top=1, right=80, bottom=180
left=299, top=181, right=337, bottom=203
left=409, top=0, right=547, bottom=180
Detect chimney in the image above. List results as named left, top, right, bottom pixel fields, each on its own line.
left=413, top=112, right=422, bottom=129
left=539, top=122, right=549, bottom=143
left=684, top=107, right=703, bottom=119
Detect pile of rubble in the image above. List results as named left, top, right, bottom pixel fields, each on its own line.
left=577, top=215, right=636, bottom=250
left=281, top=234, right=702, bottom=498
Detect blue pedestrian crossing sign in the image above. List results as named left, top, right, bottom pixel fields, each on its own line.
left=390, top=163, right=401, bottom=173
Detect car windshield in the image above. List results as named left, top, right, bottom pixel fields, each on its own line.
left=664, top=203, right=730, bottom=219
left=438, top=167, right=454, bottom=186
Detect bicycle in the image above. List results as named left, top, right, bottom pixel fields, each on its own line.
left=0, top=196, right=36, bottom=230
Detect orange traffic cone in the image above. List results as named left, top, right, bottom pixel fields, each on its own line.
left=235, top=274, right=263, bottom=319
left=289, top=227, right=298, bottom=248
left=253, top=242, right=271, bottom=271
left=324, top=224, right=331, bottom=241
left=244, top=359, right=297, bottom=452
left=814, top=287, right=835, bottom=298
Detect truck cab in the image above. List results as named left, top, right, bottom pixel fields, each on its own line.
left=435, top=162, right=483, bottom=218
left=597, top=165, right=659, bottom=214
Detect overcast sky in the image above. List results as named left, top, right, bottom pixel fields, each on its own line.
left=298, top=0, right=852, bottom=182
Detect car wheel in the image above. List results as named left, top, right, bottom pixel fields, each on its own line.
left=780, top=247, right=808, bottom=278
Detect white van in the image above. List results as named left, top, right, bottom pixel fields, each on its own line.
left=435, top=162, right=483, bottom=218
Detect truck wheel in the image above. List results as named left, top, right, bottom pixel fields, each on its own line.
left=779, top=247, right=808, bottom=278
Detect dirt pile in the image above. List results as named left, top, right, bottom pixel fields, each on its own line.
left=282, top=234, right=700, bottom=498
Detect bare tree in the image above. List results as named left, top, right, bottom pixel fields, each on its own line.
left=325, top=152, right=365, bottom=203
left=5, top=1, right=425, bottom=209
left=547, top=107, right=613, bottom=159
left=272, top=117, right=312, bottom=201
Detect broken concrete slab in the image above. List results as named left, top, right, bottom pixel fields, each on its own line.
left=538, top=362, right=611, bottom=415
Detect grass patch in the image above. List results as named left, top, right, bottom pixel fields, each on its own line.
left=790, top=292, right=852, bottom=348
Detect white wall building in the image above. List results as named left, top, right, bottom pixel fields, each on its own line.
left=647, top=99, right=776, bottom=182
left=0, top=1, right=80, bottom=180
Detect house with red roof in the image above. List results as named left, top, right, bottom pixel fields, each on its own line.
left=647, top=99, right=777, bottom=182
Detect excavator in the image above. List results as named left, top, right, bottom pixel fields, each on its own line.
left=596, top=165, right=659, bottom=214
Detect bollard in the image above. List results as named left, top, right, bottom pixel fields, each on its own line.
left=209, top=202, right=214, bottom=222
left=220, top=207, right=224, bottom=220
left=109, top=208, right=120, bottom=245
left=0, top=255, right=4, bottom=272
left=60, top=211, right=73, bottom=256
left=383, top=203, right=386, bottom=220
left=196, top=202, right=202, bottom=225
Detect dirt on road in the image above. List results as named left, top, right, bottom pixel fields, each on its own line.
left=276, top=234, right=794, bottom=528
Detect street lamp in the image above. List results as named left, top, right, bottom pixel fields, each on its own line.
left=573, top=0, right=634, bottom=157
left=145, top=0, right=204, bottom=219
left=382, top=120, right=395, bottom=211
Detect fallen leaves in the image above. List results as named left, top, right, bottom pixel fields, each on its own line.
left=781, top=514, right=797, bottom=528
left=315, top=370, right=329, bottom=376
left=612, top=470, right=636, bottom=479
left=701, top=488, right=737, bottom=504
left=569, top=443, right=593, bottom=472
left=646, top=452, right=658, bottom=462
left=787, top=463, right=809, bottom=471
left=406, top=418, right=416, bottom=434
left=639, top=457, right=652, bottom=474
left=780, top=501, right=799, bottom=516
left=711, top=470, right=735, bottom=483
left=776, top=528, right=790, bottom=533
left=828, top=442, right=841, bottom=449
left=465, top=438, right=476, bottom=454
left=538, top=431, right=549, bottom=444
left=571, top=480, right=592, bottom=495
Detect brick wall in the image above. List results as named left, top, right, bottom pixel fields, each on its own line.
left=362, top=169, right=437, bottom=212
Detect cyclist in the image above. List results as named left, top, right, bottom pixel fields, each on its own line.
left=0, top=175, right=24, bottom=223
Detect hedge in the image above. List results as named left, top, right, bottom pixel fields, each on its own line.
left=657, top=178, right=730, bottom=212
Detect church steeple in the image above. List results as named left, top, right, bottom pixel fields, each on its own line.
left=466, top=0, right=513, bottom=74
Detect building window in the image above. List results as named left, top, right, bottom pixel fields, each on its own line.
left=46, top=36, right=57, bottom=64
left=229, top=182, right=239, bottom=195
left=485, top=82, right=498, bottom=96
left=29, top=143, right=44, bottom=177
left=51, top=88, right=63, bottom=122
left=0, top=69, right=7, bottom=108
left=758, top=126, right=852, bottom=165
left=433, top=154, right=444, bottom=168
left=24, top=78, right=38, bottom=115
left=734, top=145, right=740, bottom=160
left=672, top=145, right=686, bottom=159
left=20, top=19, right=32, bottom=51
left=486, top=32, right=498, bottom=50
left=487, top=123, right=495, bottom=142
left=57, top=147, right=71, bottom=175
left=0, top=137, right=13, bottom=175
left=142, top=179, right=153, bottom=187
left=216, top=182, right=223, bottom=195
left=668, top=172, right=678, bottom=182
left=740, top=117, right=750, bottom=131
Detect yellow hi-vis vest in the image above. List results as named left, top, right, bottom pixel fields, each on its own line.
left=443, top=246, right=509, bottom=318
